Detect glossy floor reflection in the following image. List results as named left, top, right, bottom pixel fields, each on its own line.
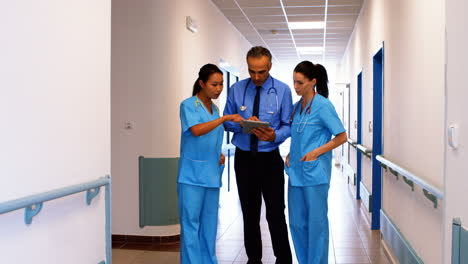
left=113, top=159, right=392, bottom=264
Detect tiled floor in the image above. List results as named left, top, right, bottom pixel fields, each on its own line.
left=113, top=159, right=392, bottom=264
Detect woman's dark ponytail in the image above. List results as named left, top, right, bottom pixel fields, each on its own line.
left=294, top=61, right=329, bottom=98
left=192, top=63, right=223, bottom=96
left=314, top=64, right=329, bottom=98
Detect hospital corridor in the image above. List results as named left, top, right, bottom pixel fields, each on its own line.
left=112, top=161, right=391, bottom=264
left=1, top=0, right=468, bottom=264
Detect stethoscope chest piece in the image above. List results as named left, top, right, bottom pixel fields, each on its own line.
left=240, top=105, right=247, bottom=111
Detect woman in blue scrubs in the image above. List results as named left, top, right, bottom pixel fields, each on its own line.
left=178, top=63, right=243, bottom=264
left=285, top=61, right=347, bottom=264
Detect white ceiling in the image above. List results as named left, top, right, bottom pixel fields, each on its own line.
left=211, top=0, right=363, bottom=66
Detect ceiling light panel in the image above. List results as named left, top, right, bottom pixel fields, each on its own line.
left=293, top=34, right=324, bottom=39
left=288, top=21, right=325, bottom=29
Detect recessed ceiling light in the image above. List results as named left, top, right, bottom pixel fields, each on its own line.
left=297, top=47, right=324, bottom=54
left=288, top=21, right=325, bottom=30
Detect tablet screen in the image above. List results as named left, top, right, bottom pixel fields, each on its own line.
left=242, top=120, right=270, bottom=134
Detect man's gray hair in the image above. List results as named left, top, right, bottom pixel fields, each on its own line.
left=246, top=46, right=272, bottom=62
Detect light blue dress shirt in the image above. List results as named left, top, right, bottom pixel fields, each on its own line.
left=178, top=96, right=224, bottom=188
left=223, top=75, right=293, bottom=152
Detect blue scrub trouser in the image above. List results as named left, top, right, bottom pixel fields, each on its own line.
left=178, top=183, right=220, bottom=264
left=288, top=183, right=330, bottom=264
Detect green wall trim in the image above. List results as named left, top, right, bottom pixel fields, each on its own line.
left=380, top=210, right=424, bottom=264
left=451, top=217, right=468, bottom=264
left=139, top=156, right=179, bottom=227
left=453, top=218, right=461, bottom=264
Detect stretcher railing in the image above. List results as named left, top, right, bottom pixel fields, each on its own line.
left=375, top=155, right=443, bottom=208
left=0, top=176, right=111, bottom=264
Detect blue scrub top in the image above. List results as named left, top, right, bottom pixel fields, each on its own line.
left=223, top=76, right=293, bottom=152
left=286, top=94, right=346, bottom=187
left=178, top=96, right=224, bottom=188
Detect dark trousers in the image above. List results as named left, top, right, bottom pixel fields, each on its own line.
left=234, top=148, right=292, bottom=264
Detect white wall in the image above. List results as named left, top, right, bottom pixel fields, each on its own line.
left=340, top=0, right=384, bottom=195
left=111, top=0, right=252, bottom=236
left=0, top=1, right=111, bottom=263
left=444, top=0, right=468, bottom=263
left=339, top=0, right=445, bottom=262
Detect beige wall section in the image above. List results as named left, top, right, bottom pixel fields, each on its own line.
left=382, top=1, right=445, bottom=262
left=0, top=0, right=110, bottom=263
left=384, top=0, right=445, bottom=189
left=339, top=0, right=445, bottom=262
left=444, top=0, right=468, bottom=263
left=111, top=0, right=252, bottom=236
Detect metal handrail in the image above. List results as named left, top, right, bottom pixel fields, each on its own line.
left=356, top=144, right=372, bottom=154
left=347, top=138, right=357, bottom=147
left=0, top=176, right=109, bottom=215
left=376, top=155, right=443, bottom=207
left=356, top=144, right=372, bottom=158
left=0, top=176, right=111, bottom=263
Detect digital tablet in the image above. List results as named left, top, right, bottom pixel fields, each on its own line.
left=242, top=120, right=270, bottom=134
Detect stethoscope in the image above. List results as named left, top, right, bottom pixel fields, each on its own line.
left=194, top=95, right=219, bottom=115
left=240, top=77, right=278, bottom=114
left=290, top=95, right=315, bottom=133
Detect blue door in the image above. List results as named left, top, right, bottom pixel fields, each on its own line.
left=371, top=47, right=384, bottom=230
left=356, top=72, right=363, bottom=200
